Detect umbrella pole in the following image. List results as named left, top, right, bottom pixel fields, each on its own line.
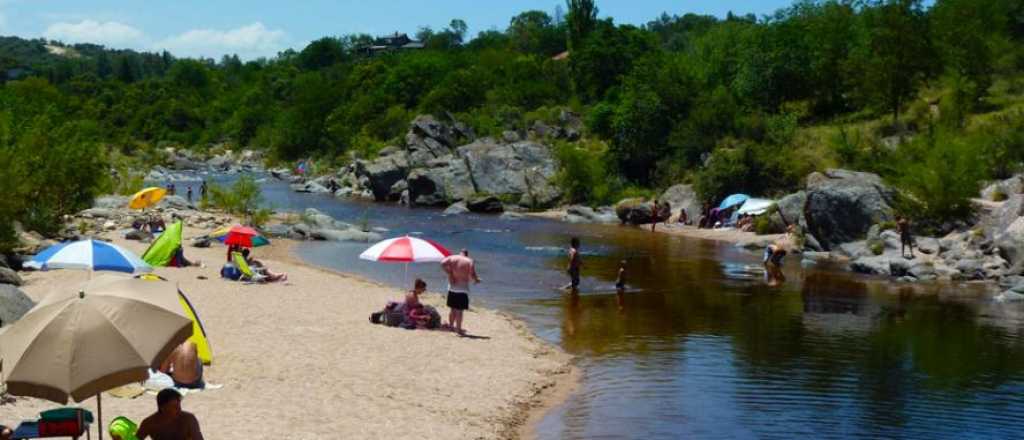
left=404, top=262, right=409, bottom=287
left=96, top=392, right=103, bottom=440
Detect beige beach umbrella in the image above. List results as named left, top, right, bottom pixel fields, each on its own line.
left=0, top=274, right=192, bottom=439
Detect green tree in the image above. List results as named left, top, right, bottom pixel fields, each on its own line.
left=299, top=37, right=347, bottom=70
left=856, top=0, right=933, bottom=123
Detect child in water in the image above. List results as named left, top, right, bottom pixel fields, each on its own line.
left=615, top=260, right=626, bottom=310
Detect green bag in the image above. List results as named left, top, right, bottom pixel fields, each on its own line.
left=108, top=416, right=139, bottom=440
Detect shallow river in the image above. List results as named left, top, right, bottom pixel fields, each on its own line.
left=237, top=175, right=1024, bottom=439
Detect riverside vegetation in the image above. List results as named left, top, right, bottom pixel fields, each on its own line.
left=2, top=0, right=1024, bottom=256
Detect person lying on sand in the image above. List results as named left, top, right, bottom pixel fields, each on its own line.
left=136, top=389, right=204, bottom=440
left=160, top=341, right=205, bottom=390
left=242, top=249, right=287, bottom=282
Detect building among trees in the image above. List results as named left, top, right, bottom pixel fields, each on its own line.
left=362, top=32, right=425, bottom=56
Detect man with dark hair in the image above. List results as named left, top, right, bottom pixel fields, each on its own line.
left=567, top=237, right=582, bottom=295
left=136, top=388, right=204, bottom=440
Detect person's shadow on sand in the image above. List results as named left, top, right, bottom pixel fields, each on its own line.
left=457, top=333, right=491, bottom=340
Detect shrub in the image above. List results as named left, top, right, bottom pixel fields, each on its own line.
left=754, top=215, right=773, bottom=235
left=869, top=241, right=884, bottom=255
left=208, top=175, right=273, bottom=227
left=992, top=188, right=1009, bottom=202
left=890, top=127, right=986, bottom=226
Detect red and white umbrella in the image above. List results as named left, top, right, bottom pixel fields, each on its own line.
left=359, top=236, right=452, bottom=263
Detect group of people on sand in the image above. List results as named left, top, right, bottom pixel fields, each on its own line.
left=374, top=249, right=480, bottom=335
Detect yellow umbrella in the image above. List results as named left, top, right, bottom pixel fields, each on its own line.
left=0, top=274, right=192, bottom=440
left=128, top=187, right=168, bottom=210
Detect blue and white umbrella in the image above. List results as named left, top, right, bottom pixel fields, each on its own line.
left=25, top=239, right=152, bottom=274
left=718, top=193, right=751, bottom=210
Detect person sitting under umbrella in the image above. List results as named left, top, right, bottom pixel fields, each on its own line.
left=159, top=341, right=204, bottom=390
left=136, top=388, right=204, bottom=440
left=241, top=249, right=287, bottom=282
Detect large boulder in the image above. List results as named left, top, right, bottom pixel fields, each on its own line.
left=660, top=184, right=701, bottom=222
left=804, top=169, right=896, bottom=250
left=406, top=115, right=457, bottom=167
left=310, top=228, right=382, bottom=243
left=849, top=255, right=893, bottom=276
left=0, top=284, right=34, bottom=327
left=79, top=208, right=119, bottom=219
left=359, top=150, right=410, bottom=201
left=776, top=191, right=808, bottom=228
left=93, top=195, right=131, bottom=210
left=989, top=195, right=1024, bottom=235
left=458, top=141, right=561, bottom=209
left=615, top=199, right=672, bottom=225
left=466, top=195, right=504, bottom=213
left=0, top=267, right=22, bottom=286
left=443, top=202, right=470, bottom=216
left=981, top=175, right=1024, bottom=201
left=406, top=158, right=476, bottom=207
left=996, top=217, right=1024, bottom=274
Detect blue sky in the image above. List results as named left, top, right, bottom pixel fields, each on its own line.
left=1, top=0, right=795, bottom=60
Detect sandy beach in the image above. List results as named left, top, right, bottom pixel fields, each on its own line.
left=0, top=226, right=576, bottom=439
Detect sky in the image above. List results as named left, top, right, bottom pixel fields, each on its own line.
left=0, top=0, right=796, bottom=60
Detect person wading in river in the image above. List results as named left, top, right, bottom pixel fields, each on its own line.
left=567, top=237, right=582, bottom=295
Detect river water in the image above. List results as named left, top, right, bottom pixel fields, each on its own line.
left=237, top=175, right=1024, bottom=439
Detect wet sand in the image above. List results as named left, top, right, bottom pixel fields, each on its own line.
left=1, top=226, right=576, bottom=439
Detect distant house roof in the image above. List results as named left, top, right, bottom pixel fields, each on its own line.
left=552, top=51, right=569, bottom=61
left=361, top=32, right=425, bottom=55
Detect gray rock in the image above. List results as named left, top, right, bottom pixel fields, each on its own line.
left=917, top=237, right=940, bottom=255
left=79, top=208, right=118, bottom=219
left=0, top=284, right=34, bottom=327
left=889, top=258, right=912, bottom=277
left=956, top=258, right=986, bottom=279
left=908, top=261, right=936, bottom=279
left=360, top=150, right=410, bottom=201
left=836, top=241, right=872, bottom=259
left=804, top=169, right=896, bottom=250
left=410, top=114, right=456, bottom=148
left=776, top=191, right=808, bottom=228
left=159, top=195, right=193, bottom=210
left=991, top=195, right=1024, bottom=235
left=466, top=195, right=504, bottom=213
left=660, top=184, right=702, bottom=223
left=880, top=230, right=901, bottom=250
left=850, top=256, right=892, bottom=276
left=802, top=251, right=833, bottom=263
left=124, top=229, right=153, bottom=242
left=191, top=238, right=211, bottom=248
left=502, top=130, right=521, bottom=143
left=334, top=187, right=353, bottom=198
left=310, top=228, right=382, bottom=243
left=262, top=224, right=294, bottom=238
left=389, top=180, right=408, bottom=201
left=737, top=235, right=778, bottom=250
left=996, top=217, right=1024, bottom=273
left=500, top=212, right=524, bottom=221
left=407, top=158, right=476, bottom=207
left=1000, top=276, right=1024, bottom=290
left=615, top=199, right=671, bottom=225
left=995, top=290, right=1024, bottom=302
left=92, top=195, right=131, bottom=210
left=443, top=202, right=470, bottom=216
left=458, top=140, right=561, bottom=209
left=0, top=267, right=22, bottom=286
left=803, top=233, right=823, bottom=252
left=981, top=175, right=1024, bottom=201
left=302, top=208, right=352, bottom=230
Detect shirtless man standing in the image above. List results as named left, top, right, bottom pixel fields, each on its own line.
left=567, top=237, right=582, bottom=295
left=136, top=388, right=204, bottom=440
left=160, top=341, right=204, bottom=390
left=441, top=249, right=480, bottom=334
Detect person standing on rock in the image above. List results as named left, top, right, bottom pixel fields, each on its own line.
left=897, top=216, right=915, bottom=259
left=441, top=249, right=480, bottom=335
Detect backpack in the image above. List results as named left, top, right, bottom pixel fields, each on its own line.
left=220, top=263, right=241, bottom=281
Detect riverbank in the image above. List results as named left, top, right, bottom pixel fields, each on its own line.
left=2, top=225, right=576, bottom=439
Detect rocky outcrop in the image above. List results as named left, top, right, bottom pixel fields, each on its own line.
left=466, top=195, right=504, bottom=213
left=563, top=206, right=618, bottom=224
left=981, top=175, right=1024, bottom=201
left=323, top=115, right=562, bottom=210
left=0, top=284, right=34, bottom=327
left=0, top=267, right=22, bottom=286
left=443, top=202, right=470, bottom=216
left=262, top=208, right=381, bottom=243
left=615, top=199, right=671, bottom=225
left=804, top=169, right=896, bottom=250
left=659, top=185, right=701, bottom=222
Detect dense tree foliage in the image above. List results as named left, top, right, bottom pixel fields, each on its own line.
left=2, top=0, right=1024, bottom=242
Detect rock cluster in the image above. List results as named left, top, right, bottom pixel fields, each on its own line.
left=286, top=114, right=567, bottom=213
left=261, top=209, right=381, bottom=243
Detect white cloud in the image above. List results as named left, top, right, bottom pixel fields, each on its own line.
left=43, top=20, right=144, bottom=47
left=153, top=22, right=288, bottom=60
